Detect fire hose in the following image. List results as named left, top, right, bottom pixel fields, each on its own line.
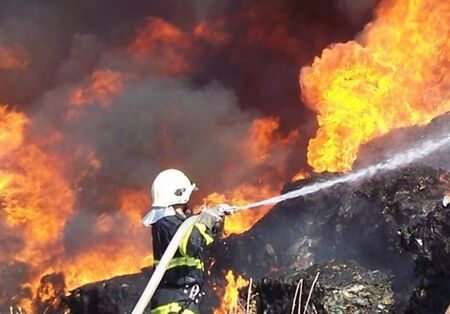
left=131, top=214, right=200, bottom=314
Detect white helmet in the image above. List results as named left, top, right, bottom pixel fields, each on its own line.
left=151, top=169, right=197, bottom=207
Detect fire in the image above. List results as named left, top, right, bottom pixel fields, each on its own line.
left=69, top=70, right=125, bottom=107
left=60, top=244, right=151, bottom=291
left=129, top=17, right=189, bottom=56
left=214, top=270, right=248, bottom=314
left=0, top=105, right=152, bottom=311
left=0, top=107, right=75, bottom=310
left=292, top=169, right=310, bottom=182
left=1, top=146, right=74, bottom=239
left=0, top=107, right=28, bottom=158
left=193, top=20, right=229, bottom=46
left=35, top=274, right=65, bottom=311
left=1, top=18, right=301, bottom=309
left=119, top=188, right=151, bottom=224
left=204, top=117, right=299, bottom=236
left=128, top=17, right=191, bottom=76
left=128, top=17, right=230, bottom=76
left=204, top=184, right=273, bottom=237
left=300, top=0, right=450, bottom=172
left=0, top=44, right=30, bottom=70
left=0, top=109, right=74, bottom=246
left=57, top=189, right=151, bottom=291
left=9, top=1, right=449, bottom=310
left=246, top=117, right=298, bottom=165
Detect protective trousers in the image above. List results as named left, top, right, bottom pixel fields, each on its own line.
left=148, top=284, right=203, bottom=314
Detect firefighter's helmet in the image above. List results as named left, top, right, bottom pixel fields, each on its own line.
left=151, top=169, right=197, bottom=207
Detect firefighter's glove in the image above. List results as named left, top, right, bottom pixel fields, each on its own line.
left=198, top=204, right=233, bottom=233
left=198, top=206, right=223, bottom=230
left=214, top=203, right=235, bottom=217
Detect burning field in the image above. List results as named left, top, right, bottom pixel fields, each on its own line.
left=0, top=0, right=449, bottom=313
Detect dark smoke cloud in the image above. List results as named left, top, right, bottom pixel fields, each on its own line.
left=55, top=34, right=105, bottom=84
left=0, top=0, right=371, bottom=185
left=0, top=0, right=195, bottom=106
left=30, top=64, right=269, bottom=256
left=21, top=0, right=372, bottom=207
left=0, top=2, right=67, bottom=105
left=65, top=78, right=254, bottom=194
left=0, top=0, right=368, bottom=116
left=334, top=0, right=379, bottom=27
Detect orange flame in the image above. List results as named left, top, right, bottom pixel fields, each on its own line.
left=246, top=117, right=298, bottom=165
left=193, top=20, right=229, bottom=46
left=69, top=70, right=125, bottom=107
left=214, top=270, right=248, bottom=314
left=35, top=274, right=65, bottom=311
left=129, top=17, right=189, bottom=55
left=0, top=106, right=152, bottom=311
left=128, top=17, right=229, bottom=76
left=0, top=106, right=28, bottom=158
left=204, top=185, right=273, bottom=237
left=204, top=117, right=299, bottom=236
left=300, top=0, right=450, bottom=173
left=292, top=169, right=310, bottom=182
left=0, top=109, right=75, bottom=310
left=0, top=44, right=30, bottom=70
left=0, top=106, right=296, bottom=309
left=128, top=17, right=191, bottom=75
left=55, top=189, right=151, bottom=292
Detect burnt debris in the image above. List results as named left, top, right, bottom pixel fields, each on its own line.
left=248, top=260, right=394, bottom=314
left=60, top=269, right=150, bottom=314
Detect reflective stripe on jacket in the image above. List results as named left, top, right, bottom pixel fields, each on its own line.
left=150, top=302, right=196, bottom=314
left=151, top=213, right=214, bottom=287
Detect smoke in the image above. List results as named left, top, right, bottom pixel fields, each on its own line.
left=13, top=0, right=371, bottom=202
left=0, top=261, right=31, bottom=309
left=26, top=38, right=292, bottom=271
left=334, top=0, right=379, bottom=27
left=0, top=0, right=371, bottom=188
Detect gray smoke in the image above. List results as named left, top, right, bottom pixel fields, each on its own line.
left=29, top=61, right=270, bottom=255
left=335, top=0, right=378, bottom=27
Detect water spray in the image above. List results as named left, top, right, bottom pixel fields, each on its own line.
left=232, top=133, right=450, bottom=212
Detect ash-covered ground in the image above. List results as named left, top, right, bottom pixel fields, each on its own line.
left=39, top=114, right=450, bottom=314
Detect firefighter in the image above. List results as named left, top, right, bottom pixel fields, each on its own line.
left=142, top=168, right=232, bottom=314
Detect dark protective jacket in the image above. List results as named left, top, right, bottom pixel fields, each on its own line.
left=152, top=212, right=214, bottom=286
left=149, top=211, right=215, bottom=313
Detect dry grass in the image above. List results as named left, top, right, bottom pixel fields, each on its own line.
left=237, top=272, right=320, bottom=314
